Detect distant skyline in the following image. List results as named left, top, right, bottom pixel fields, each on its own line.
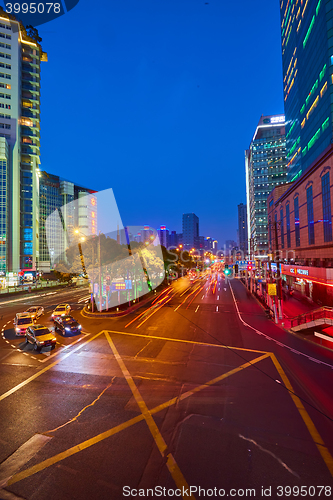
left=19, top=0, right=284, bottom=244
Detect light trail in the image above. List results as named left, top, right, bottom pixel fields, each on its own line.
left=136, top=298, right=172, bottom=328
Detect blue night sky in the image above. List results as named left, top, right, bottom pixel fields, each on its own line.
left=36, top=0, right=284, bottom=247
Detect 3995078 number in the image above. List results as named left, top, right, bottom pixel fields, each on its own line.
left=5, top=3, right=61, bottom=14
left=277, top=485, right=331, bottom=496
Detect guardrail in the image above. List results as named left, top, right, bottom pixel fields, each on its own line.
left=290, top=306, right=333, bottom=328
left=0, top=281, right=63, bottom=294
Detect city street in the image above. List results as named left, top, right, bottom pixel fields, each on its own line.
left=0, top=276, right=332, bottom=499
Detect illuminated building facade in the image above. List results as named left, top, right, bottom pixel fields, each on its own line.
left=280, top=0, right=332, bottom=182
left=0, top=11, right=48, bottom=274
left=245, top=115, right=287, bottom=256
left=182, top=213, right=199, bottom=250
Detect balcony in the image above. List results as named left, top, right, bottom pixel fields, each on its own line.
left=22, top=83, right=37, bottom=92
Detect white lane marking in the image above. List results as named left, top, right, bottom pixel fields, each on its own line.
left=238, top=434, right=299, bottom=477
left=216, top=306, right=218, bottom=312
left=0, top=434, right=53, bottom=488
left=224, top=288, right=227, bottom=291
left=39, top=333, right=89, bottom=363
left=201, top=295, right=205, bottom=300
left=195, top=305, right=199, bottom=313
left=228, top=281, right=333, bottom=369
left=217, top=296, right=219, bottom=300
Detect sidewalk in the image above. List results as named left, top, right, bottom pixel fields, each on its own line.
left=281, top=290, right=319, bottom=325
left=248, top=282, right=333, bottom=352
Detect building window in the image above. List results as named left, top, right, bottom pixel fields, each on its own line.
left=280, top=208, right=284, bottom=249
left=286, top=203, right=291, bottom=248
left=322, top=172, right=332, bottom=242
left=307, top=185, right=315, bottom=245
left=294, top=196, right=300, bottom=247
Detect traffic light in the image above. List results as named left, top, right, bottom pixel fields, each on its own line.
left=224, top=265, right=232, bottom=277
left=247, top=263, right=254, bottom=271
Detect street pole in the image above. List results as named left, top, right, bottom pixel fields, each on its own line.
left=274, top=221, right=283, bottom=320
left=98, top=232, right=102, bottom=312
left=91, top=241, right=94, bottom=313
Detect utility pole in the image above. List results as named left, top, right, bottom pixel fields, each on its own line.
left=91, top=240, right=94, bottom=313
left=98, top=231, right=102, bottom=312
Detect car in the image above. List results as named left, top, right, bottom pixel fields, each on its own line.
left=13, top=312, right=34, bottom=336
left=54, top=315, right=82, bottom=335
left=51, top=303, right=71, bottom=320
left=25, top=305, right=44, bottom=321
left=25, top=324, right=57, bottom=352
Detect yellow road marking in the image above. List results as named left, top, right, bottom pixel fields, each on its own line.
left=4, top=338, right=333, bottom=486
left=0, top=331, right=103, bottom=402
left=270, top=353, right=333, bottom=477
left=105, top=332, right=196, bottom=500
left=6, top=354, right=265, bottom=488
left=6, top=414, right=145, bottom=487
left=105, top=329, right=268, bottom=354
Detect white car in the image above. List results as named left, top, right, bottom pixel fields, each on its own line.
left=14, top=312, right=34, bottom=336
left=26, top=306, right=44, bottom=321
left=51, top=303, right=71, bottom=320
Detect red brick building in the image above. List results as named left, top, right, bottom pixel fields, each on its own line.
left=267, top=145, right=333, bottom=305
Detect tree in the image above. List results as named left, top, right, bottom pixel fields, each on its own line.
left=26, top=25, right=42, bottom=43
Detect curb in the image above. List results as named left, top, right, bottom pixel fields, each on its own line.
left=80, top=284, right=171, bottom=319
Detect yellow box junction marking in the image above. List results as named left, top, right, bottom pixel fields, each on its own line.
left=2, top=331, right=333, bottom=490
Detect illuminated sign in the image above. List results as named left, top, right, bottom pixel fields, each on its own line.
left=268, top=284, right=277, bottom=295
left=270, top=116, right=285, bottom=124
left=297, top=269, right=309, bottom=275
left=284, top=267, right=309, bottom=276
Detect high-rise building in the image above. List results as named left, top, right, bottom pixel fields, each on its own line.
left=169, top=230, right=178, bottom=248
left=280, top=0, right=332, bottom=182
left=182, top=213, right=199, bottom=250
left=0, top=11, right=47, bottom=275
left=237, top=203, right=248, bottom=254
left=245, top=115, right=287, bottom=256
left=157, top=225, right=169, bottom=248
left=39, top=170, right=96, bottom=272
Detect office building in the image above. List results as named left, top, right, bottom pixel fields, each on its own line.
left=238, top=203, right=248, bottom=254
left=182, top=213, right=199, bottom=250
left=169, top=231, right=178, bottom=248
left=245, top=115, right=287, bottom=256
left=280, top=0, right=333, bottom=182
left=39, top=170, right=96, bottom=272
left=0, top=11, right=47, bottom=277
left=157, top=225, right=169, bottom=248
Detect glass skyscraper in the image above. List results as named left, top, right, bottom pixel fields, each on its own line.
left=245, top=115, right=287, bottom=256
left=280, top=0, right=332, bottom=182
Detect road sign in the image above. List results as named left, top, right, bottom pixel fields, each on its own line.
left=268, top=284, right=277, bottom=296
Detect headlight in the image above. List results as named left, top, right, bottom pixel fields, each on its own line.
left=65, top=327, right=71, bottom=331
left=51, top=314, right=54, bottom=317
left=15, top=327, right=20, bottom=332
left=78, top=325, right=82, bottom=329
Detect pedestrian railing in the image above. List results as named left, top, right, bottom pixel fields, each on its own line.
left=290, top=307, right=333, bottom=328
left=0, top=280, right=63, bottom=294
